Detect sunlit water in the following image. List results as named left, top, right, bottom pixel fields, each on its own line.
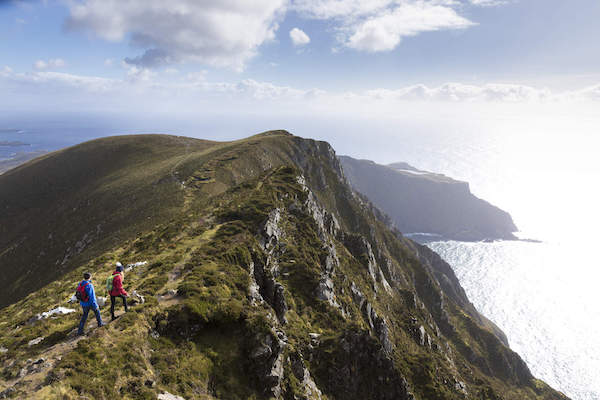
left=368, top=112, right=600, bottom=400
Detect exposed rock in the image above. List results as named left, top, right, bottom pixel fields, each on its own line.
left=248, top=331, right=285, bottom=398
left=289, top=351, right=323, bottom=399
left=158, top=392, right=186, bottom=400
left=309, top=333, right=321, bottom=347
left=125, top=261, right=147, bottom=272
left=17, top=357, right=50, bottom=378
left=0, top=347, right=7, bottom=353
left=129, top=290, right=145, bottom=305
left=315, top=277, right=335, bottom=303
left=0, top=387, right=15, bottom=399
left=361, top=302, right=393, bottom=354
left=261, top=208, right=283, bottom=250
left=414, top=325, right=432, bottom=349
left=343, top=234, right=381, bottom=290
left=313, top=331, right=414, bottom=400
left=455, top=379, right=468, bottom=395
left=247, top=260, right=264, bottom=305
left=40, top=306, right=76, bottom=319
left=350, top=282, right=366, bottom=309
left=255, top=210, right=289, bottom=324
left=27, top=337, right=44, bottom=347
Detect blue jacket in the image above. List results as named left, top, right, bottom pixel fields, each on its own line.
left=78, top=280, right=99, bottom=309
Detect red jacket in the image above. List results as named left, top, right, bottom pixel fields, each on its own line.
left=109, top=271, right=128, bottom=297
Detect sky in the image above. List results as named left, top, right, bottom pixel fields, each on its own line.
left=1, top=0, right=600, bottom=147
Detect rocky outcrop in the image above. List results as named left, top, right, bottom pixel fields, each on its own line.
left=248, top=330, right=286, bottom=398
left=289, top=351, right=323, bottom=399
left=343, top=233, right=391, bottom=292
left=339, top=156, right=517, bottom=241
left=312, top=331, right=414, bottom=400
left=252, top=208, right=289, bottom=324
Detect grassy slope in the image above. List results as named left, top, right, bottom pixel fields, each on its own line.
left=0, top=132, right=567, bottom=400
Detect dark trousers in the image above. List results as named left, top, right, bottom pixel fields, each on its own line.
left=110, top=295, right=128, bottom=320
left=78, top=306, right=103, bottom=335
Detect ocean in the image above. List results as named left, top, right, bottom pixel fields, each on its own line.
left=369, top=113, right=600, bottom=400
left=2, top=111, right=598, bottom=399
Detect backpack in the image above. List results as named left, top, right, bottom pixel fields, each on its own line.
left=75, top=281, right=90, bottom=302
left=106, top=275, right=114, bottom=293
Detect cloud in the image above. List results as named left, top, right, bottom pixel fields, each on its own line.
left=364, top=82, right=553, bottom=102
left=34, top=58, right=66, bottom=70
left=292, top=0, right=394, bottom=19
left=290, top=28, right=311, bottom=46
left=346, top=3, right=474, bottom=52
left=469, top=0, right=508, bottom=6
left=3, top=69, right=118, bottom=92
left=4, top=64, right=600, bottom=117
left=65, top=0, right=286, bottom=70
left=292, top=0, right=476, bottom=53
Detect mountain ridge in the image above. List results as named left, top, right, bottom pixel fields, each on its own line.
left=0, top=132, right=566, bottom=399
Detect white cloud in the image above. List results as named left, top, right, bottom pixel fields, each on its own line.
left=364, top=82, right=553, bottom=102
left=104, top=58, right=114, bottom=67
left=292, top=0, right=394, bottom=19
left=292, top=1, right=475, bottom=53
left=4, top=64, right=600, bottom=117
left=34, top=60, right=47, bottom=70
left=346, top=4, right=473, bottom=52
left=34, top=58, right=66, bottom=70
left=469, top=0, right=508, bottom=6
left=290, top=28, right=311, bottom=46
left=65, top=0, right=286, bottom=71
left=3, top=70, right=117, bottom=92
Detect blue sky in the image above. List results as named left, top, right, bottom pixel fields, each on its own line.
left=2, top=0, right=600, bottom=89
left=1, top=0, right=599, bottom=124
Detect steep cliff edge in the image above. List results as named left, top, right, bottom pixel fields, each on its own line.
left=0, top=132, right=565, bottom=399
left=339, top=156, right=517, bottom=241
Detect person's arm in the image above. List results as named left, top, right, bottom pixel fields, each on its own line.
left=120, top=275, right=128, bottom=297
left=88, top=283, right=99, bottom=308
left=114, top=274, right=128, bottom=296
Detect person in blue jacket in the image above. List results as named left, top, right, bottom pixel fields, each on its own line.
left=77, top=272, right=104, bottom=335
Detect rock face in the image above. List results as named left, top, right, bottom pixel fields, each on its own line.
left=0, top=132, right=567, bottom=400
left=339, top=156, right=517, bottom=241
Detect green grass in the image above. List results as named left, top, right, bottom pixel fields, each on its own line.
left=0, top=132, right=569, bottom=400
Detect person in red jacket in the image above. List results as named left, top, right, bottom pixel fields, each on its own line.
left=109, top=264, right=128, bottom=321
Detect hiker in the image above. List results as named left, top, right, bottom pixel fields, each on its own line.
left=76, top=272, right=104, bottom=335
left=108, top=263, right=129, bottom=321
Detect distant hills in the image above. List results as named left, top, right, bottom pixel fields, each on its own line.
left=339, top=156, right=518, bottom=241
left=0, top=132, right=565, bottom=399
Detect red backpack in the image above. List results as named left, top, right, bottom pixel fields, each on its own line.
left=75, top=281, right=90, bottom=302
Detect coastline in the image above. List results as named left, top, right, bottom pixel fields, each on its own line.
left=0, top=150, right=48, bottom=175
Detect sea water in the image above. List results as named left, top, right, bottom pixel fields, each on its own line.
left=366, top=114, right=600, bottom=400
